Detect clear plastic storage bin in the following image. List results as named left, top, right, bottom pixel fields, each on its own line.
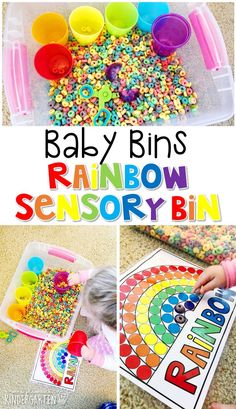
left=3, top=2, right=234, bottom=126
left=0, top=242, right=93, bottom=342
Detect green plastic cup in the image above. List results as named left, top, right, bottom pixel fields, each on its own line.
left=105, top=2, right=138, bottom=37
left=21, top=271, right=38, bottom=290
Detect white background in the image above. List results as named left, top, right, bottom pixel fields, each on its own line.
left=0, top=126, right=235, bottom=224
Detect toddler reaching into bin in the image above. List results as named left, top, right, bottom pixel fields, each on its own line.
left=68, top=267, right=117, bottom=371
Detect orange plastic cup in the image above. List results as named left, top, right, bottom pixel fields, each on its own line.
left=7, top=304, right=26, bottom=322
left=32, top=12, right=68, bottom=45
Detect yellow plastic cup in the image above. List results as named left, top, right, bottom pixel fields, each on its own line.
left=32, top=12, right=68, bottom=45
left=69, top=6, right=104, bottom=45
left=21, top=271, right=38, bottom=290
left=105, top=2, right=138, bottom=37
left=7, top=304, right=26, bottom=322
left=15, top=286, right=32, bottom=306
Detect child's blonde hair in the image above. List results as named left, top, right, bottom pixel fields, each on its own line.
left=81, top=266, right=117, bottom=330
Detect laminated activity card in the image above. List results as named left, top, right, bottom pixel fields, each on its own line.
left=120, top=249, right=236, bottom=409
left=32, top=340, right=82, bottom=390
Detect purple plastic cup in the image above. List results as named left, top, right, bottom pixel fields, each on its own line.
left=152, top=13, right=191, bottom=57
left=53, top=271, right=70, bottom=294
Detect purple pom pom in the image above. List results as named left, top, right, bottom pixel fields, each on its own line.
left=106, top=63, right=122, bottom=81
left=120, top=89, right=139, bottom=103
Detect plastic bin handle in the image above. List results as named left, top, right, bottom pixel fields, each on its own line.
left=17, top=328, right=44, bottom=340
left=48, top=247, right=76, bottom=262
left=3, top=42, right=32, bottom=116
left=189, top=6, right=228, bottom=70
left=15, top=322, right=45, bottom=339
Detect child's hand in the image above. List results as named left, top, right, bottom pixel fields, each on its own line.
left=81, top=344, right=95, bottom=361
left=192, top=265, right=226, bottom=294
left=68, top=272, right=80, bottom=286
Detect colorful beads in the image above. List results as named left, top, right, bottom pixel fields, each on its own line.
left=22, top=268, right=80, bottom=336
left=48, top=28, right=198, bottom=126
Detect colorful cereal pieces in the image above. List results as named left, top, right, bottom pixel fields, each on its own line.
left=58, top=281, right=67, bottom=288
left=48, top=27, right=198, bottom=126
left=22, top=268, right=80, bottom=336
left=136, top=226, right=236, bottom=265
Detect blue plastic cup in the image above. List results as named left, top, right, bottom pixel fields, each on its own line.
left=138, top=2, right=169, bottom=33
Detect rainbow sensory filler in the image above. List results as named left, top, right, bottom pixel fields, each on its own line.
left=0, top=242, right=93, bottom=343
left=21, top=268, right=80, bottom=337
left=3, top=2, right=234, bottom=126
left=120, top=248, right=236, bottom=409
left=135, top=225, right=236, bottom=265
left=6, top=261, right=80, bottom=337
left=47, top=27, right=197, bottom=126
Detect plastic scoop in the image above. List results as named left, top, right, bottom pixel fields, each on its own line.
left=34, top=44, right=73, bottom=81
left=7, top=304, right=26, bottom=322
left=32, top=12, right=68, bottom=45
left=15, top=286, right=32, bottom=306
left=21, top=271, right=38, bottom=289
left=152, top=13, right=191, bottom=57
left=79, top=84, right=116, bottom=110
left=27, top=257, right=44, bottom=275
left=79, top=84, right=118, bottom=125
left=69, top=6, right=104, bottom=45
left=138, top=2, right=169, bottom=32
left=94, top=109, right=111, bottom=126
left=54, top=271, right=70, bottom=294
left=105, top=2, right=138, bottom=37
left=68, top=330, right=88, bottom=357
left=6, top=331, right=18, bottom=344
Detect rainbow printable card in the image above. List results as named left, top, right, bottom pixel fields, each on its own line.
left=32, top=340, right=82, bottom=390
left=120, top=248, right=236, bottom=409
